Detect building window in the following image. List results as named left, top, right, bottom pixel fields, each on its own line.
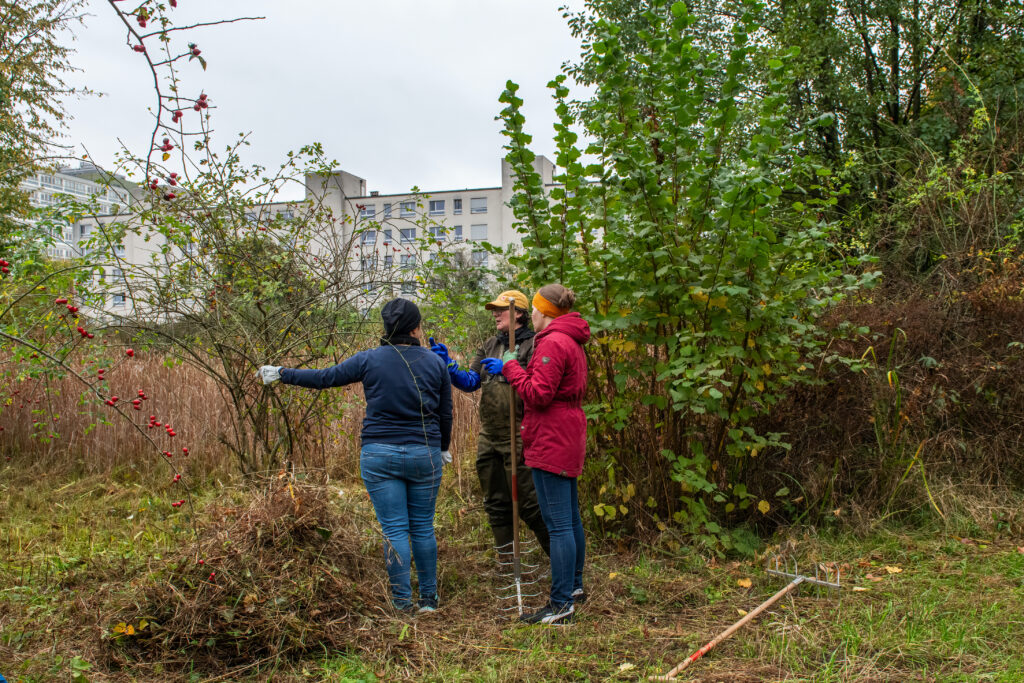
left=471, top=250, right=489, bottom=266
left=429, top=226, right=446, bottom=241
left=429, top=200, right=445, bottom=216
left=453, top=198, right=463, bottom=215
left=383, top=229, right=393, bottom=243
left=401, top=282, right=417, bottom=295
left=361, top=257, right=378, bottom=271
left=359, top=204, right=376, bottom=219
left=400, top=254, right=416, bottom=269
left=112, top=293, right=126, bottom=307
left=361, top=229, right=377, bottom=245
left=384, top=255, right=394, bottom=268
left=470, top=197, right=487, bottom=214
left=400, top=228, right=416, bottom=243
left=112, top=267, right=123, bottom=279
left=453, top=225, right=463, bottom=241
left=400, top=201, right=415, bottom=217
left=114, top=244, right=126, bottom=258
left=471, top=224, right=488, bottom=241
left=278, top=209, right=294, bottom=220
left=383, top=203, right=392, bottom=218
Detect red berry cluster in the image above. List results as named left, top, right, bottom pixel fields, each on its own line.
left=105, top=395, right=119, bottom=406
left=193, top=93, right=209, bottom=112
left=189, top=42, right=201, bottom=56
left=159, top=138, right=174, bottom=152
left=0, top=259, right=9, bottom=275
left=170, top=499, right=185, bottom=508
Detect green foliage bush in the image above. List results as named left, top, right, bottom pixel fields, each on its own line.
left=499, top=0, right=877, bottom=550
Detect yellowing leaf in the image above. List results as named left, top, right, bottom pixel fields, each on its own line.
left=656, top=521, right=667, bottom=531
left=755, top=381, right=765, bottom=392
left=113, top=622, right=127, bottom=634
left=708, top=295, right=728, bottom=309
left=757, top=500, right=771, bottom=514
left=851, top=586, right=870, bottom=592
left=736, top=608, right=748, bottom=616
left=885, top=565, right=902, bottom=574
left=162, top=152, right=171, bottom=161
left=737, top=577, right=752, bottom=588
left=125, top=624, right=135, bottom=635
left=725, top=503, right=735, bottom=513
left=609, top=572, right=620, bottom=580
left=619, top=505, right=629, bottom=515
left=761, top=363, right=772, bottom=376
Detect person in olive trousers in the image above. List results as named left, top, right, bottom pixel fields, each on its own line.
left=429, top=290, right=550, bottom=559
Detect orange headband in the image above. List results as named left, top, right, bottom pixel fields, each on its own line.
left=533, top=292, right=569, bottom=318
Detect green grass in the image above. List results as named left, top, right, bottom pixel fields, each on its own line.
left=1, top=461, right=1022, bottom=682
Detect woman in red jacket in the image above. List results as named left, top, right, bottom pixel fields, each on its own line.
left=480, top=283, right=590, bottom=624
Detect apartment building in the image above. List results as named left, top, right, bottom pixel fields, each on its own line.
left=34, top=155, right=555, bottom=314
left=18, top=163, right=133, bottom=259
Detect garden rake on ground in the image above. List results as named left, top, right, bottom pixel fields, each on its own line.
left=651, top=554, right=841, bottom=680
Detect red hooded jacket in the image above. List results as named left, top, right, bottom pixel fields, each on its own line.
left=502, top=312, right=591, bottom=477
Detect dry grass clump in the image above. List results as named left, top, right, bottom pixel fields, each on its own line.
left=106, top=474, right=384, bottom=672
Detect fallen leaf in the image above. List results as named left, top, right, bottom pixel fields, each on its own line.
left=609, top=572, right=619, bottom=580
left=737, top=608, right=748, bottom=616
left=757, top=500, right=771, bottom=514
left=618, top=663, right=636, bottom=672
left=1017, top=546, right=1024, bottom=554
left=885, top=566, right=903, bottom=574
left=851, top=586, right=870, bottom=592
left=737, top=577, right=753, bottom=588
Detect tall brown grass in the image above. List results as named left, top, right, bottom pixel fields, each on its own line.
left=0, top=352, right=481, bottom=481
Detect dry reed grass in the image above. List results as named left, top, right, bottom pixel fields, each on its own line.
left=0, top=352, right=481, bottom=482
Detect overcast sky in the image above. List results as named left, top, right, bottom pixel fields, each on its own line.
left=61, top=1, right=587, bottom=199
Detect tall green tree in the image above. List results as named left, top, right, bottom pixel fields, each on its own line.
left=501, top=0, right=876, bottom=549
left=0, top=0, right=86, bottom=245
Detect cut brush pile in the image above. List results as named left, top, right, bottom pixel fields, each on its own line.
left=105, top=475, right=384, bottom=671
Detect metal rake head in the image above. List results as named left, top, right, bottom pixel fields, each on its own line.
left=765, top=554, right=842, bottom=590
left=493, top=540, right=544, bottom=613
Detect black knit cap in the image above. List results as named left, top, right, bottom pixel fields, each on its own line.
left=380, top=297, right=422, bottom=345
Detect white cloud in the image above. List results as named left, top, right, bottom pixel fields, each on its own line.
left=63, top=0, right=587, bottom=198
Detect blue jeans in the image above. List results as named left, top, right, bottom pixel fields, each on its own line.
left=532, top=468, right=585, bottom=606
left=360, top=443, right=444, bottom=608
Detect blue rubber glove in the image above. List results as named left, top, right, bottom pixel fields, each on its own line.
left=428, top=337, right=451, bottom=365
left=450, top=364, right=481, bottom=392
left=480, top=357, right=504, bottom=375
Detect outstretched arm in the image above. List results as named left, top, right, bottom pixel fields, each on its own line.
left=279, top=353, right=367, bottom=389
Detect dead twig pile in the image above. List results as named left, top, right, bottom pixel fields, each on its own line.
left=107, top=475, right=384, bottom=671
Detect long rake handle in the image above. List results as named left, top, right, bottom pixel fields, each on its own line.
left=650, top=576, right=805, bottom=681
left=507, top=297, right=523, bottom=614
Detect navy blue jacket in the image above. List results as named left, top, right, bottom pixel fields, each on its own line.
left=280, top=345, right=452, bottom=450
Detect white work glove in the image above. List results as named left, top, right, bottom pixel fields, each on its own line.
left=258, top=365, right=282, bottom=384
left=441, top=450, right=452, bottom=465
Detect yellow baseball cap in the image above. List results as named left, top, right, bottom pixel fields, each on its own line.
left=484, top=289, right=529, bottom=311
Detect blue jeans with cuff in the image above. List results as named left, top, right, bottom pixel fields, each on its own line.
left=360, top=442, right=444, bottom=609
left=532, top=468, right=585, bottom=607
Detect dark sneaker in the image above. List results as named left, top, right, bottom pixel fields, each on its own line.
left=392, top=602, right=416, bottom=616
left=519, top=602, right=574, bottom=625
left=417, top=595, right=439, bottom=613
left=571, top=587, right=588, bottom=604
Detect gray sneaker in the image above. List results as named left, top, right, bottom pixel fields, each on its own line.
left=417, top=595, right=439, bottom=613
left=571, top=587, right=587, bottom=604
left=519, top=601, right=574, bottom=625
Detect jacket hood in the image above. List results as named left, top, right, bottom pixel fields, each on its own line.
left=539, top=311, right=591, bottom=344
